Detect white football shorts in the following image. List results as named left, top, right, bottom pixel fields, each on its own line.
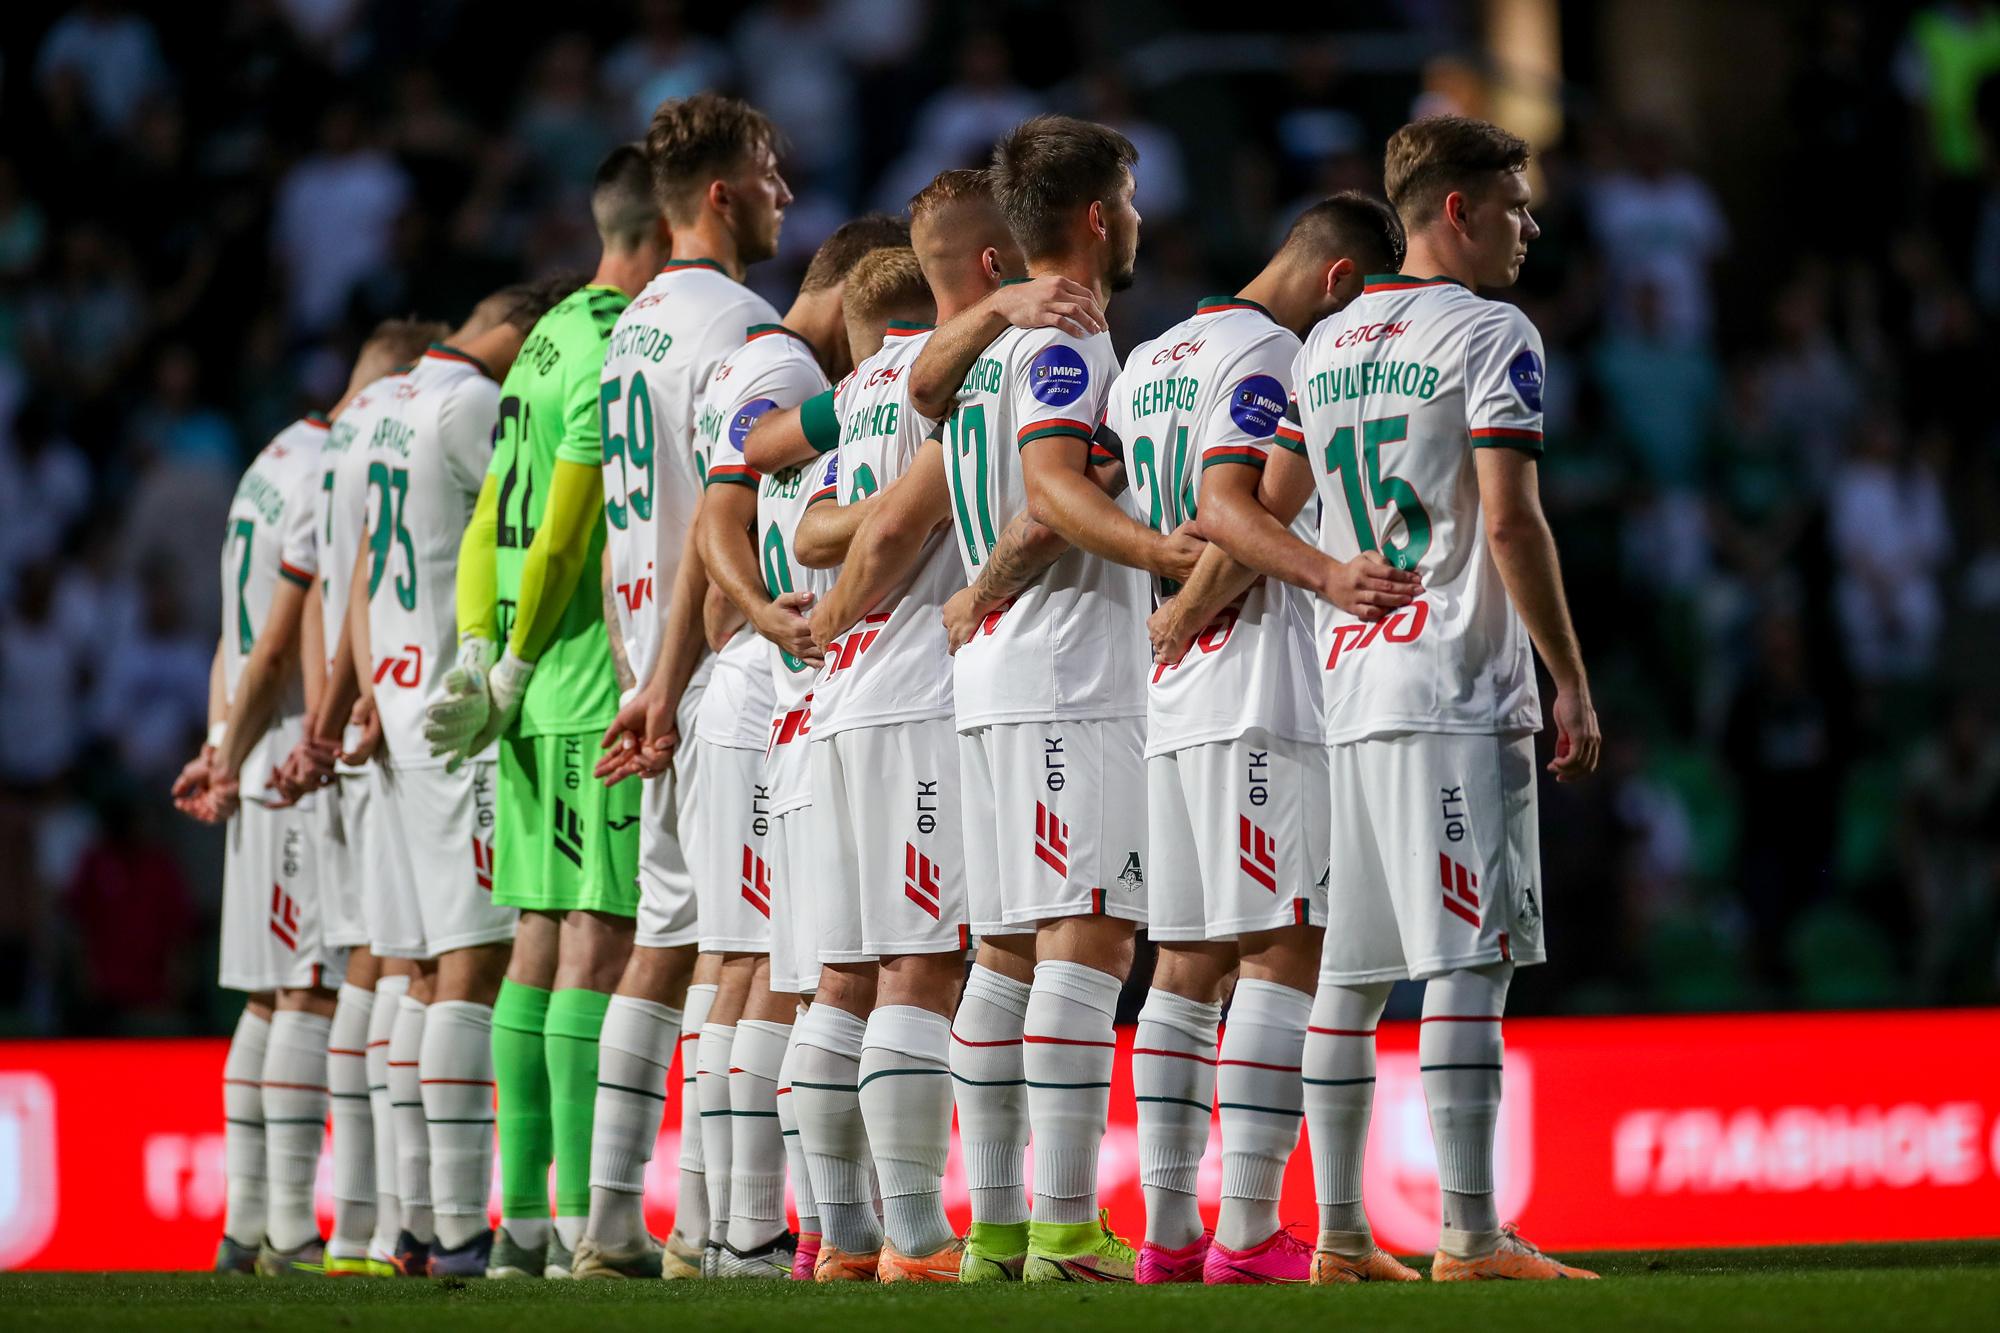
left=1319, top=730, right=1546, bottom=985
left=685, top=739, right=772, bottom=954
left=765, top=806, right=823, bottom=994
left=634, top=764, right=700, bottom=949
left=959, top=715, right=1148, bottom=934
left=813, top=721, right=965, bottom=963
left=1148, top=728, right=1329, bottom=942
left=219, top=797, right=345, bottom=991
left=315, top=780, right=365, bottom=949
left=370, top=760, right=517, bottom=959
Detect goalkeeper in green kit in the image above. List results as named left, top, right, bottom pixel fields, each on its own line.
left=425, top=145, right=669, bottom=1278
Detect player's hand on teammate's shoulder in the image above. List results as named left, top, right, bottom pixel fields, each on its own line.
left=990, top=274, right=1107, bottom=340
left=1320, top=550, right=1422, bottom=621
left=1547, top=686, right=1601, bottom=783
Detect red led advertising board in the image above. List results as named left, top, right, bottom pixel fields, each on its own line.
left=3, top=1010, right=1997, bottom=1269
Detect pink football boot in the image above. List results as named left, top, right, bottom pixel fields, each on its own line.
left=1136, top=1233, right=1210, bottom=1284
left=1202, top=1226, right=1313, bottom=1284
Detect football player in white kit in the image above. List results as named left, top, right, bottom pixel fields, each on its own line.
left=771, top=173, right=1105, bottom=1283
left=1110, top=194, right=1421, bottom=1286
left=342, top=282, right=577, bottom=1277
left=175, top=408, right=342, bottom=1276
left=575, top=94, right=788, bottom=1280
left=906, top=117, right=1199, bottom=1283
left=1211, top=116, right=1600, bottom=1281
left=691, top=214, right=907, bottom=1278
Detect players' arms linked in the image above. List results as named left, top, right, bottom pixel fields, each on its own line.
left=1198, top=445, right=1421, bottom=621
left=810, top=436, right=953, bottom=649
left=696, top=479, right=821, bottom=666
left=1021, top=426, right=1205, bottom=583
left=941, top=509, right=1070, bottom=654
left=598, top=516, right=710, bottom=785
left=1475, top=447, right=1599, bottom=781
left=907, top=276, right=1108, bottom=420
left=741, top=398, right=821, bottom=475
left=794, top=487, right=877, bottom=569
left=1148, top=542, right=1262, bottom=667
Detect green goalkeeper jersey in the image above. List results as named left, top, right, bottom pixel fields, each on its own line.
left=491, top=282, right=629, bottom=736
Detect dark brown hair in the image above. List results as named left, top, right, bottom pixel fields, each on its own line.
left=645, top=93, right=781, bottom=226
left=1279, top=191, right=1407, bottom=273
left=1383, top=116, right=1530, bottom=228
left=361, top=317, right=449, bottom=366
left=989, top=115, right=1138, bottom=260
left=592, top=143, right=660, bottom=249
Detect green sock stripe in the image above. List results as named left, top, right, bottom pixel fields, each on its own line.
left=1135, top=1095, right=1212, bottom=1110
left=856, top=1067, right=949, bottom=1090
left=790, top=1079, right=860, bottom=1092
left=1301, top=1076, right=1376, bottom=1086
left=1215, top=1101, right=1304, bottom=1117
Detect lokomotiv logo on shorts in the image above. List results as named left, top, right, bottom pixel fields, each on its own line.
left=0, top=1072, right=58, bottom=1269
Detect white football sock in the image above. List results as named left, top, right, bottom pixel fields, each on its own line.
left=695, top=1022, right=735, bottom=1248
left=1216, top=979, right=1310, bottom=1250
left=1423, top=963, right=1511, bottom=1245
left=859, top=1005, right=954, bottom=1257
left=776, top=1014, right=818, bottom=1236
left=792, top=1002, right=879, bottom=1255
left=587, top=995, right=680, bottom=1250
left=263, top=1009, right=332, bottom=1251
left=727, top=1019, right=790, bottom=1250
left=1303, top=980, right=1390, bottom=1247
left=1024, top=960, right=1121, bottom=1225
left=222, top=1008, right=269, bottom=1246
left=421, top=1000, right=495, bottom=1250
left=949, top=965, right=1030, bottom=1227
left=1133, top=987, right=1219, bottom=1250
left=670, top=983, right=714, bottom=1250
left=366, top=974, right=409, bottom=1254
left=388, top=992, right=433, bottom=1243
left=327, top=984, right=376, bottom=1254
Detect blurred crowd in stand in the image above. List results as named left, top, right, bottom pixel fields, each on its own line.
left=0, top=0, right=1995, bottom=1034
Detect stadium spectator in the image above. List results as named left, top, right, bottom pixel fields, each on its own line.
left=0, top=563, right=87, bottom=788
left=1900, top=696, right=2000, bottom=999
left=602, top=0, right=732, bottom=138
left=1588, top=122, right=1729, bottom=343
left=33, top=1, right=171, bottom=137
left=1830, top=411, right=1952, bottom=680
left=270, top=102, right=412, bottom=338
left=873, top=31, right=1042, bottom=212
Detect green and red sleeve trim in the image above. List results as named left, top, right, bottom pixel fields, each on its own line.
left=705, top=461, right=760, bottom=488
left=1201, top=447, right=1268, bottom=471
left=661, top=257, right=728, bottom=275
left=1017, top=418, right=1095, bottom=449
left=1471, top=426, right=1543, bottom=442
left=424, top=342, right=493, bottom=377
left=800, top=388, right=841, bottom=454
left=1361, top=274, right=1467, bottom=294
left=808, top=481, right=838, bottom=505
left=1273, top=421, right=1308, bottom=455
left=278, top=561, right=314, bottom=588
left=303, top=411, right=330, bottom=430
left=1194, top=293, right=1275, bottom=321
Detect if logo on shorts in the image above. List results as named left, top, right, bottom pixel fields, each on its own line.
left=554, top=799, right=585, bottom=868
left=269, top=884, right=300, bottom=950
left=1239, top=817, right=1277, bottom=892
left=741, top=847, right=772, bottom=917
left=473, top=838, right=493, bottom=892
left=905, top=845, right=941, bottom=919
left=1034, top=802, right=1069, bottom=877
left=1439, top=854, right=1480, bottom=927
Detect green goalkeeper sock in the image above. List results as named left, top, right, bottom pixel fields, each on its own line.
left=545, top=987, right=612, bottom=1223
left=493, top=980, right=553, bottom=1226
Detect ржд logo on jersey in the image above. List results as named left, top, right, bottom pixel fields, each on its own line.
left=1030, top=345, right=1089, bottom=406
left=1324, top=601, right=1428, bottom=669
left=373, top=643, right=423, bottom=688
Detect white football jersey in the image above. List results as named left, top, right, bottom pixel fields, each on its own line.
left=1283, top=275, right=1547, bottom=742
left=940, top=323, right=1147, bottom=728
left=810, top=324, right=961, bottom=738
left=1105, top=297, right=1322, bottom=754
left=760, top=449, right=841, bottom=814
left=688, top=324, right=827, bottom=760
left=223, top=414, right=325, bottom=798
left=357, top=345, right=500, bottom=768
left=290, top=369, right=409, bottom=772
left=599, top=259, right=780, bottom=686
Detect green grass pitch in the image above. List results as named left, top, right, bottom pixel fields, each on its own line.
left=3, top=1242, right=1996, bottom=1333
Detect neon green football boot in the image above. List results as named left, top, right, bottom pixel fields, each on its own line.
left=1022, top=1211, right=1137, bottom=1283
left=959, top=1220, right=1029, bottom=1282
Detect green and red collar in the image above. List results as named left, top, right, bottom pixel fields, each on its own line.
left=1195, top=294, right=1275, bottom=320
left=885, top=319, right=934, bottom=337
left=424, top=341, right=492, bottom=378
left=661, top=257, right=729, bottom=276
left=303, top=410, right=331, bottom=429
left=747, top=323, right=816, bottom=354
left=1362, top=274, right=1468, bottom=294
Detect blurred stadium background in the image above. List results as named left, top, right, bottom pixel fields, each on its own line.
left=0, top=0, right=1996, bottom=1043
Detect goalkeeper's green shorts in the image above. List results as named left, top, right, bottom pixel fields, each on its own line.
left=491, top=730, right=641, bottom=916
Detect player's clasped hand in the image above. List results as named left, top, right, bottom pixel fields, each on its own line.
left=1323, top=550, right=1423, bottom=621
left=596, top=683, right=677, bottom=786
left=424, top=636, right=496, bottom=762
left=758, top=589, right=824, bottom=666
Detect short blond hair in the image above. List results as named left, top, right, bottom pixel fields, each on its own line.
left=844, top=247, right=933, bottom=325
left=909, top=168, right=994, bottom=224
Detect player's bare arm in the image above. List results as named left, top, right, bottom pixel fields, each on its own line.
left=1475, top=446, right=1598, bottom=781
left=697, top=478, right=820, bottom=664
left=598, top=512, right=711, bottom=783
left=1147, top=540, right=1262, bottom=667
left=907, top=276, right=1107, bottom=420
left=200, top=577, right=311, bottom=820
left=941, top=508, right=1070, bottom=654
left=1021, top=432, right=1205, bottom=581
left=741, top=401, right=817, bottom=475
left=339, top=536, right=383, bottom=765
left=811, top=436, right=951, bottom=648
left=793, top=487, right=882, bottom=569
left=173, top=639, right=229, bottom=819
left=1199, top=448, right=1421, bottom=620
